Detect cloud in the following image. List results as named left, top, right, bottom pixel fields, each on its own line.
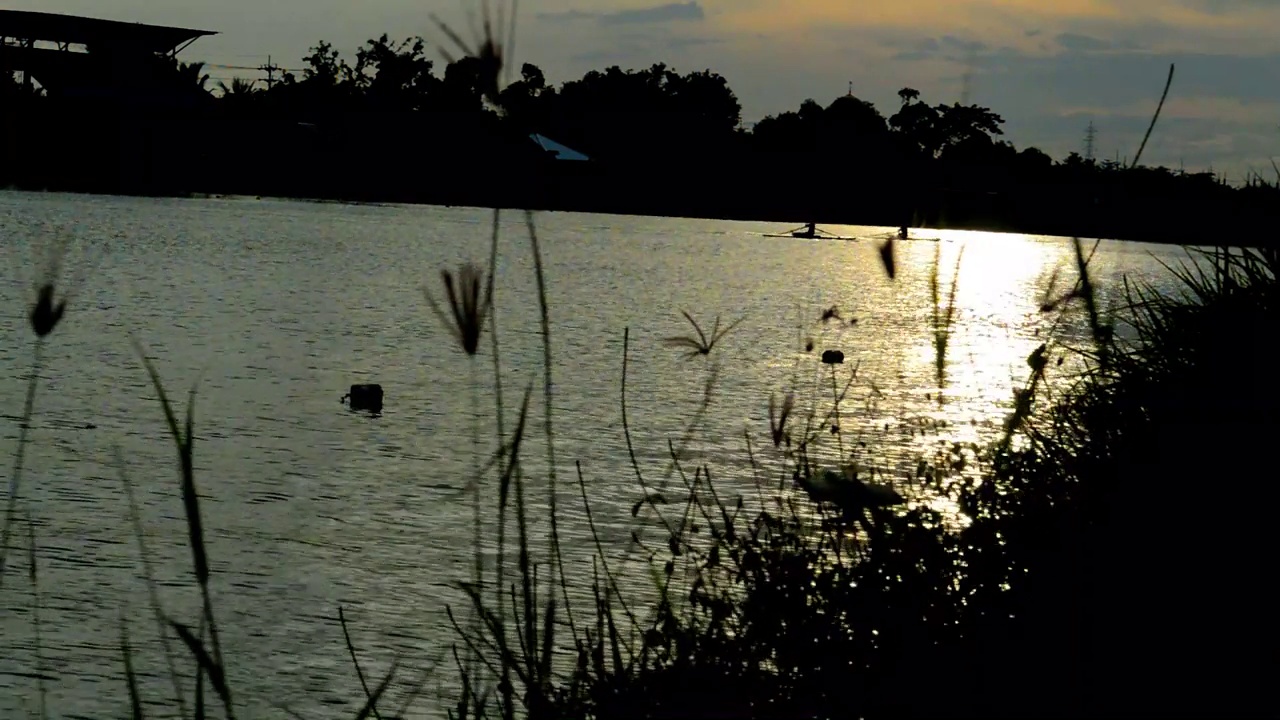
left=889, top=34, right=989, bottom=62
left=602, top=2, right=706, bottom=25
left=1054, top=32, right=1114, bottom=52
left=539, top=2, right=706, bottom=26
left=537, top=9, right=595, bottom=22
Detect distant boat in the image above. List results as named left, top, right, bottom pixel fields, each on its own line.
left=763, top=222, right=858, bottom=241
left=869, top=226, right=939, bottom=242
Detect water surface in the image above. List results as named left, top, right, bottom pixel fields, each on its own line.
left=0, top=191, right=1192, bottom=717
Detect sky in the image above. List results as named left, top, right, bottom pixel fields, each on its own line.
left=6, top=0, right=1280, bottom=180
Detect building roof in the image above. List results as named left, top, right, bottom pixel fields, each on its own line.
left=0, top=10, right=216, bottom=54
left=531, top=133, right=590, bottom=162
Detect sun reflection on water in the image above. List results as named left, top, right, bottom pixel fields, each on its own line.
left=830, top=228, right=1084, bottom=526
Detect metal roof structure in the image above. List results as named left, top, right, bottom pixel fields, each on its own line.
left=0, top=10, right=216, bottom=55
left=531, top=133, right=590, bottom=162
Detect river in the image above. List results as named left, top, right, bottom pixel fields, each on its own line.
left=0, top=191, right=1196, bottom=717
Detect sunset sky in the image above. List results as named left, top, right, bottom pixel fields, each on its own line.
left=7, top=0, right=1280, bottom=179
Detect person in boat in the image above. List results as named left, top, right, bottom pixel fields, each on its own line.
left=897, top=225, right=908, bottom=240
left=796, top=222, right=817, bottom=238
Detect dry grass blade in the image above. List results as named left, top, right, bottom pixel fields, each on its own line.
left=24, top=507, right=47, bottom=719
left=1071, top=238, right=1113, bottom=360
left=354, top=661, right=400, bottom=720
left=576, top=460, right=640, bottom=637
left=769, top=391, right=795, bottom=447
left=931, top=245, right=964, bottom=392
left=132, top=338, right=233, bottom=719
left=0, top=338, right=46, bottom=587
left=621, top=328, right=674, bottom=532
left=538, top=596, right=557, bottom=693
left=168, top=618, right=231, bottom=708
left=121, top=617, right=146, bottom=720
left=1131, top=63, right=1175, bottom=169
left=339, top=607, right=382, bottom=720
left=500, top=385, right=533, bottom=512
left=524, top=209, right=578, bottom=646
left=117, top=447, right=188, bottom=718
left=453, top=587, right=529, bottom=686
left=131, top=343, right=205, bottom=585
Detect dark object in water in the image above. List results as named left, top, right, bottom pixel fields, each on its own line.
left=342, top=384, right=383, bottom=414
left=821, top=349, right=845, bottom=365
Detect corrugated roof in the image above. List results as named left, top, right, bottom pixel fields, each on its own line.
left=0, top=10, right=215, bottom=54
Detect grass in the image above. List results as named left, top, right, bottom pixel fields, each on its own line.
left=2, top=27, right=1273, bottom=720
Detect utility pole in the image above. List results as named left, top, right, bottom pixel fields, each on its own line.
left=259, top=55, right=278, bottom=90
left=1083, top=121, right=1097, bottom=161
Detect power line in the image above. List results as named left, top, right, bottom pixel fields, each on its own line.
left=205, top=62, right=304, bottom=72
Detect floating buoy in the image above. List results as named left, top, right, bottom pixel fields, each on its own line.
left=821, top=349, right=845, bottom=365
left=342, top=384, right=383, bottom=414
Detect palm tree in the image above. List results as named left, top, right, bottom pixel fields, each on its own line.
left=176, top=61, right=211, bottom=92
left=217, top=77, right=259, bottom=99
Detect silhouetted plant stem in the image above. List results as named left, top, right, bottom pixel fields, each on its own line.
left=117, top=446, right=189, bottom=720
left=24, top=507, right=47, bottom=720
left=524, top=210, right=577, bottom=644
left=575, top=460, right=640, bottom=637
left=830, top=366, right=845, bottom=460
left=1131, top=64, right=1175, bottom=169
left=620, top=328, right=674, bottom=534
left=1072, top=238, right=1112, bottom=365
left=486, top=211, right=507, bottom=444
left=467, top=356, right=485, bottom=708
left=339, top=607, right=382, bottom=720
left=0, top=337, right=45, bottom=587
left=931, top=245, right=964, bottom=396
left=484, top=212, right=512, bottom=702
left=121, top=616, right=144, bottom=720
left=133, top=341, right=234, bottom=719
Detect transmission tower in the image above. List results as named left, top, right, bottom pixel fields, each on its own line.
left=1084, top=121, right=1097, bottom=161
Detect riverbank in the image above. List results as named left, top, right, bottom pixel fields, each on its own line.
left=4, top=179, right=1271, bottom=249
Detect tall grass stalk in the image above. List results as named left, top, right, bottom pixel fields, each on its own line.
left=24, top=506, right=47, bottom=719
left=117, top=447, right=189, bottom=719
left=133, top=340, right=234, bottom=720
left=523, top=210, right=577, bottom=646
left=0, top=338, right=45, bottom=586
left=930, top=244, right=963, bottom=394
left=483, top=209, right=516, bottom=719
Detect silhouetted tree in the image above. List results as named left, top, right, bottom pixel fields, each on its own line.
left=497, top=62, right=555, bottom=132
left=217, top=77, right=259, bottom=99
left=175, top=61, right=212, bottom=93
left=437, top=55, right=492, bottom=112
left=2, top=33, right=1272, bottom=245
left=352, top=34, right=439, bottom=111
left=539, top=63, right=740, bottom=160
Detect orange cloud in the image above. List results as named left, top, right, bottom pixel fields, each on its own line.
left=710, top=0, right=1118, bottom=35
left=704, top=0, right=1280, bottom=52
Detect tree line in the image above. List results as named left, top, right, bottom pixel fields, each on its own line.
left=2, top=35, right=1277, bottom=244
